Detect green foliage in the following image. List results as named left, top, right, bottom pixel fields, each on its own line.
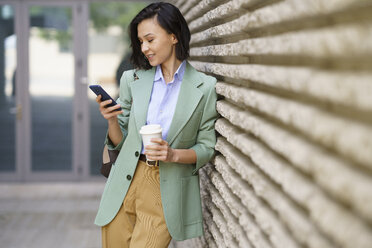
left=29, top=2, right=148, bottom=50
left=30, top=6, right=72, bottom=51
left=90, top=2, right=147, bottom=33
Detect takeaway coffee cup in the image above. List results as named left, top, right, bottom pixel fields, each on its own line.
left=139, top=124, right=163, bottom=163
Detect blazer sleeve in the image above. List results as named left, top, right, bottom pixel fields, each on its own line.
left=190, top=78, right=218, bottom=175
left=104, top=69, right=134, bottom=150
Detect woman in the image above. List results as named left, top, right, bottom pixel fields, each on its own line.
left=94, top=2, right=218, bottom=247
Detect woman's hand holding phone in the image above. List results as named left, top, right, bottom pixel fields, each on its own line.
left=90, top=85, right=124, bottom=145
left=96, top=95, right=123, bottom=121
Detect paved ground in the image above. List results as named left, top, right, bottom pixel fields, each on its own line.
left=0, top=182, right=188, bottom=248
left=0, top=182, right=105, bottom=248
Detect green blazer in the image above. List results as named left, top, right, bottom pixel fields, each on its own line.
left=94, top=62, right=218, bottom=241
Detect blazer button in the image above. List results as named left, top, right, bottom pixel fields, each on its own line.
left=135, top=151, right=139, bottom=157
left=127, top=175, right=132, bottom=180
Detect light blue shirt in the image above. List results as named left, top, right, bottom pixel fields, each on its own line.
left=141, top=60, right=186, bottom=153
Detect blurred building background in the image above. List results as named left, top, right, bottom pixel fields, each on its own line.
left=0, top=1, right=148, bottom=247
left=168, top=0, right=372, bottom=248
left=1, top=0, right=372, bottom=248
left=0, top=0, right=147, bottom=182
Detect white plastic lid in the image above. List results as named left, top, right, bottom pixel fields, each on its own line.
left=139, top=124, right=162, bottom=135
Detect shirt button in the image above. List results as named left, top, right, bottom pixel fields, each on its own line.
left=127, top=175, right=132, bottom=180
left=135, top=151, right=139, bottom=157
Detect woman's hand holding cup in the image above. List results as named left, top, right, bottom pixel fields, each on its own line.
left=144, top=138, right=175, bottom=163
left=96, top=95, right=123, bottom=121
left=140, top=124, right=176, bottom=164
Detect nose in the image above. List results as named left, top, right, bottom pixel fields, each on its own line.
left=141, top=43, right=148, bottom=53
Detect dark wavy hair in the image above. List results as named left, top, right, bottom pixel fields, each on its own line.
left=129, top=2, right=191, bottom=70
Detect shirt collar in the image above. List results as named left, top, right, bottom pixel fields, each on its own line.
left=154, top=60, right=186, bottom=84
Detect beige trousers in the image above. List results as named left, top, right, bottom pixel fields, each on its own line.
left=101, top=160, right=171, bottom=248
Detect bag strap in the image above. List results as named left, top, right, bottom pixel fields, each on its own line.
left=133, top=70, right=139, bottom=81
left=102, top=144, right=110, bottom=164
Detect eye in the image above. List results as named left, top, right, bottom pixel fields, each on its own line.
left=148, top=39, right=153, bottom=43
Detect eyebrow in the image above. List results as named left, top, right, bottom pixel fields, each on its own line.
left=139, top=33, right=155, bottom=39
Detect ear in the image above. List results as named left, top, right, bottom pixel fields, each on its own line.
left=171, top=34, right=178, bottom=44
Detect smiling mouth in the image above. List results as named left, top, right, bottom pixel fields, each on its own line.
left=146, top=54, right=154, bottom=60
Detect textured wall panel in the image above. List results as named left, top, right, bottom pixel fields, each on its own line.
left=169, top=0, right=372, bottom=247
left=207, top=182, right=252, bottom=248
left=191, top=62, right=372, bottom=112
left=213, top=156, right=300, bottom=248
left=190, top=23, right=372, bottom=58
left=216, top=100, right=372, bottom=221
left=206, top=164, right=272, bottom=248
left=215, top=136, right=335, bottom=248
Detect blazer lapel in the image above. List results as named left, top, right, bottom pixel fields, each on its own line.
left=131, top=67, right=156, bottom=134
left=167, top=62, right=203, bottom=145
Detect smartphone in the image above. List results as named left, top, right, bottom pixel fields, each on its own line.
left=89, top=85, right=121, bottom=110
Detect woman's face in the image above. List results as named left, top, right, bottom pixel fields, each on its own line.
left=137, top=17, right=178, bottom=67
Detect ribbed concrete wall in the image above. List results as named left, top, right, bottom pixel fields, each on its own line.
left=169, top=0, right=372, bottom=248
